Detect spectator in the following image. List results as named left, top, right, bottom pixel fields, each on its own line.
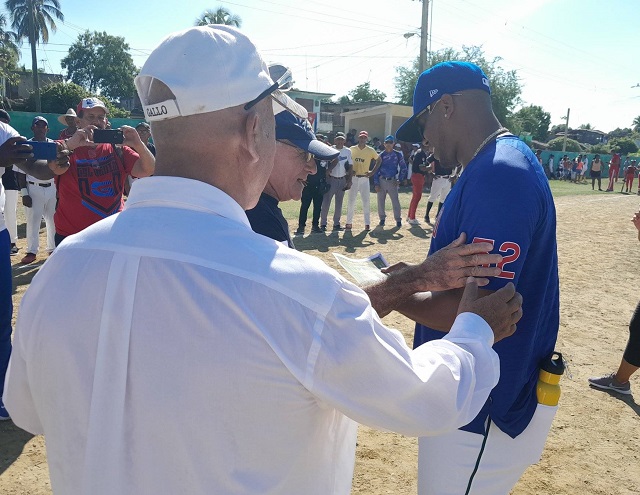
left=0, top=110, right=18, bottom=255
left=589, top=209, right=640, bottom=394
left=57, top=108, right=78, bottom=140
left=590, top=154, right=603, bottom=191
left=135, top=122, right=156, bottom=156
left=623, top=159, right=637, bottom=193
left=606, top=152, right=621, bottom=191
left=51, top=97, right=155, bottom=246
left=407, top=143, right=428, bottom=225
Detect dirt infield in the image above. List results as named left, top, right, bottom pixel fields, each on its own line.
left=1, top=190, right=639, bottom=494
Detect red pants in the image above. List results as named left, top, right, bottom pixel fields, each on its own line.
left=408, top=174, right=425, bottom=219
left=625, top=175, right=634, bottom=190
left=607, top=166, right=619, bottom=190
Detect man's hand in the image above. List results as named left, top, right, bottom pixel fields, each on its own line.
left=387, top=233, right=502, bottom=293
left=0, top=137, right=32, bottom=168
left=22, top=194, right=32, bottom=208
left=121, top=125, right=144, bottom=150
left=47, top=142, right=71, bottom=175
left=457, top=278, right=521, bottom=343
left=342, top=181, right=352, bottom=191
left=374, top=185, right=380, bottom=192
left=65, top=126, right=96, bottom=151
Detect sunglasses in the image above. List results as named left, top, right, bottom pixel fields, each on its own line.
left=415, top=93, right=462, bottom=137
left=244, top=67, right=293, bottom=112
left=278, top=140, right=314, bottom=162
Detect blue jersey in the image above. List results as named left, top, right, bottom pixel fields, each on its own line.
left=414, top=136, right=559, bottom=438
left=373, top=150, right=407, bottom=185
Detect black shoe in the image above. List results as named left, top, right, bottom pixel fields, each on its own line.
left=311, top=226, right=322, bottom=233
left=9, top=244, right=18, bottom=256
left=294, top=228, right=304, bottom=235
left=379, top=220, right=385, bottom=226
left=425, top=216, right=431, bottom=225
left=320, top=225, right=327, bottom=232
left=396, top=221, right=402, bottom=227
left=333, top=224, right=343, bottom=231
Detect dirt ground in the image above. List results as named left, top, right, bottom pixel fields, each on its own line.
left=1, top=191, right=640, bottom=494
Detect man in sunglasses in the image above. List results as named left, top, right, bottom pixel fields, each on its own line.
left=5, top=29, right=522, bottom=494
left=246, top=111, right=338, bottom=247
left=395, top=61, right=559, bottom=495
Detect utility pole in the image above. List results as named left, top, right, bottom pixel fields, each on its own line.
left=419, top=0, right=429, bottom=73
left=562, top=108, right=570, bottom=153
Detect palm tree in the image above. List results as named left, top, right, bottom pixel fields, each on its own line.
left=633, top=116, right=640, bottom=133
left=0, top=13, right=19, bottom=71
left=6, top=0, right=64, bottom=112
left=194, top=7, right=242, bottom=28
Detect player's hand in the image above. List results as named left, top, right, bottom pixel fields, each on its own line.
left=22, top=194, right=32, bottom=208
left=457, top=278, right=521, bottom=343
left=0, top=137, right=32, bottom=168
left=401, top=233, right=502, bottom=293
left=48, top=142, right=71, bottom=175
left=374, top=185, right=380, bottom=192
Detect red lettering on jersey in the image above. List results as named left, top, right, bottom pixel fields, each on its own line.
left=472, top=237, right=521, bottom=279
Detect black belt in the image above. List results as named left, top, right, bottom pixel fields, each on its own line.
left=381, top=176, right=396, bottom=180
left=330, top=175, right=346, bottom=179
left=28, top=181, right=52, bottom=188
left=434, top=175, right=450, bottom=179
left=355, top=174, right=368, bottom=178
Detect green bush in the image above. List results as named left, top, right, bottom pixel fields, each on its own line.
left=546, top=137, right=582, bottom=152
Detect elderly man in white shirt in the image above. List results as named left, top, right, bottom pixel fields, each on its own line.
left=4, top=26, right=522, bottom=495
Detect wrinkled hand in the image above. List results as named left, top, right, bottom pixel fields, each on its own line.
left=0, top=137, right=32, bottom=168
left=457, top=278, right=521, bottom=343
left=22, top=194, right=32, bottom=208
left=402, top=233, right=503, bottom=292
left=374, top=185, right=380, bottom=192
left=342, top=181, right=352, bottom=191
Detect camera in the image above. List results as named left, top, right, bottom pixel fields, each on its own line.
left=93, top=129, right=124, bottom=144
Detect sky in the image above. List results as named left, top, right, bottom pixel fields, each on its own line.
left=2, top=0, right=638, bottom=133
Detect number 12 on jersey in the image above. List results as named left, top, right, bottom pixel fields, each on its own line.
left=472, top=237, right=521, bottom=280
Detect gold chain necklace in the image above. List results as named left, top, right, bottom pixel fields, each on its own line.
left=469, top=127, right=510, bottom=163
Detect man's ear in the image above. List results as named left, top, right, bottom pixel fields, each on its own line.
left=241, top=109, right=261, bottom=166
left=441, top=94, right=457, bottom=119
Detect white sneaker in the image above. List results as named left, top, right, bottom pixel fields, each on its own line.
left=407, top=218, right=420, bottom=225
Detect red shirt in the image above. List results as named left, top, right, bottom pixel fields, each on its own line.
left=54, top=144, right=138, bottom=236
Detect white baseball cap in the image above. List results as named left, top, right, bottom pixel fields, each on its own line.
left=135, top=25, right=307, bottom=122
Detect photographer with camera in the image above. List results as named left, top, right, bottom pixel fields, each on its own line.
left=52, top=97, right=155, bottom=246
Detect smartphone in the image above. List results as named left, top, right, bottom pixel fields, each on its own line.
left=29, top=141, right=58, bottom=161
left=93, top=129, right=124, bottom=144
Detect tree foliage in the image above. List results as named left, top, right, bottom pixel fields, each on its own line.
left=608, top=137, right=638, bottom=155
left=0, top=13, right=19, bottom=86
left=547, top=137, right=582, bottom=152
left=195, top=7, right=242, bottom=27
left=633, top=116, right=640, bottom=133
left=23, top=81, right=129, bottom=117
left=511, top=105, right=551, bottom=142
left=61, top=31, right=137, bottom=102
left=607, top=127, right=633, bottom=139
left=394, top=46, right=522, bottom=126
left=343, top=81, right=386, bottom=103
left=7, top=0, right=64, bottom=111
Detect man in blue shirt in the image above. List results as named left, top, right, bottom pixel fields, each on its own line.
left=371, top=135, right=407, bottom=227
left=396, top=61, right=560, bottom=494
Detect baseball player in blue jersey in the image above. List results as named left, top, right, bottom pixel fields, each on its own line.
left=395, top=62, right=560, bottom=494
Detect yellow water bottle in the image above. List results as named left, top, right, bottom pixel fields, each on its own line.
left=536, top=351, right=564, bottom=406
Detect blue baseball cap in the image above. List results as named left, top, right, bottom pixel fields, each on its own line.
left=396, top=61, right=491, bottom=143
left=32, top=115, right=48, bottom=126
left=384, top=135, right=394, bottom=143
left=275, top=111, right=339, bottom=161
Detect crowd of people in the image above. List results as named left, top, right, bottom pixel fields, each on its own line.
left=543, top=151, right=639, bottom=194
left=0, top=23, right=631, bottom=495
left=294, top=131, right=459, bottom=233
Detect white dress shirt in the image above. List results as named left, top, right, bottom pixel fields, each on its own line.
left=4, top=176, right=499, bottom=495
left=0, top=122, right=20, bottom=232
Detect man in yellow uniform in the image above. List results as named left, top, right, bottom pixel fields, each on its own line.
left=346, top=131, right=380, bottom=230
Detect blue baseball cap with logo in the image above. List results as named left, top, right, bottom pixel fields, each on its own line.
left=276, top=111, right=339, bottom=161
left=396, top=61, right=491, bottom=143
